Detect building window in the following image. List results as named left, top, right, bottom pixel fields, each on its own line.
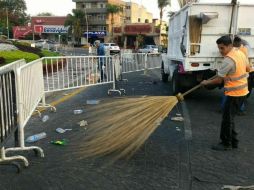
left=126, top=6, right=131, bottom=9
left=126, top=17, right=130, bottom=20
left=138, top=18, right=141, bottom=22
left=97, top=14, right=106, bottom=20
left=145, top=19, right=149, bottom=23
left=82, top=3, right=91, bottom=9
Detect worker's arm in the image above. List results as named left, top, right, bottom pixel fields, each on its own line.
left=246, top=59, right=251, bottom=72
left=200, top=76, right=224, bottom=86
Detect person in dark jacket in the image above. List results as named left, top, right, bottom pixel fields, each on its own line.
left=95, top=40, right=106, bottom=82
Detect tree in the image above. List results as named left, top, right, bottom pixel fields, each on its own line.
left=0, top=0, right=28, bottom=37
left=157, top=0, right=170, bottom=27
left=37, top=12, right=54, bottom=16
left=106, top=4, right=123, bottom=41
left=65, top=9, right=85, bottom=45
left=157, top=0, right=170, bottom=45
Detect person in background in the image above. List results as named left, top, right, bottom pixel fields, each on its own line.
left=220, top=36, right=249, bottom=115
left=201, top=35, right=250, bottom=151
left=94, top=40, right=106, bottom=82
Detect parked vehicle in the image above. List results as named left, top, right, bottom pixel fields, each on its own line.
left=161, top=1, right=254, bottom=95
left=104, top=43, right=120, bottom=55
left=138, top=45, right=159, bottom=54
left=31, top=39, right=56, bottom=50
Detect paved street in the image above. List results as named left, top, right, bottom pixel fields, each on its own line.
left=0, top=68, right=254, bottom=190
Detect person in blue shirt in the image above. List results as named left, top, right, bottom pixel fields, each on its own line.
left=94, top=40, right=106, bottom=82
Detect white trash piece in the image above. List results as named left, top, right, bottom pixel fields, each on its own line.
left=86, top=100, right=100, bottom=105
left=171, top=116, right=184, bottom=122
left=25, top=132, right=47, bottom=143
left=73, top=109, right=83, bottom=114
left=78, top=120, right=88, bottom=127
left=56, top=128, right=72, bottom=134
left=42, top=115, right=49, bottom=122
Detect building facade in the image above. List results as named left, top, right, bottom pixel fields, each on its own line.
left=73, top=0, right=126, bottom=43
left=73, top=0, right=158, bottom=45
left=124, top=2, right=153, bottom=24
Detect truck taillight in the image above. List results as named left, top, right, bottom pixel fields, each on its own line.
left=191, top=63, right=199, bottom=67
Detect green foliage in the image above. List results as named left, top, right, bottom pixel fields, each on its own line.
left=12, top=41, right=43, bottom=57
left=65, top=9, right=86, bottom=45
left=0, top=0, right=29, bottom=37
left=106, top=4, right=123, bottom=39
left=157, top=0, right=171, bottom=26
left=0, top=50, right=39, bottom=64
left=37, top=12, right=54, bottom=16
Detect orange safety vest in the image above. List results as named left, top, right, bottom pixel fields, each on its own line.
left=239, top=44, right=248, bottom=57
left=224, top=48, right=249, bottom=96
left=239, top=45, right=254, bottom=73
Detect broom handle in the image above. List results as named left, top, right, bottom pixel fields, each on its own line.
left=182, top=75, right=218, bottom=97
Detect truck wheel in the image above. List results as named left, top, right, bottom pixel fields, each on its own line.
left=161, top=62, right=169, bottom=82
left=172, top=69, right=181, bottom=95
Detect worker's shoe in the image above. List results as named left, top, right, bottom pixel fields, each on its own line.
left=211, top=143, right=232, bottom=151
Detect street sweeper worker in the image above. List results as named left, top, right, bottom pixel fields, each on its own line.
left=94, top=40, right=106, bottom=82
left=220, top=36, right=250, bottom=114
left=200, top=35, right=251, bottom=151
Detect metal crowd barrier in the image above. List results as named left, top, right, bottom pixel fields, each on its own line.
left=42, top=55, right=124, bottom=95
left=0, top=59, right=26, bottom=73
left=0, top=70, right=28, bottom=171
left=120, top=53, right=161, bottom=74
left=5, top=59, right=45, bottom=159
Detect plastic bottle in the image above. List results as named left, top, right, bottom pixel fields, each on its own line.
left=25, top=132, right=47, bottom=143
left=42, top=115, right=49, bottom=122
left=73, top=109, right=83, bottom=114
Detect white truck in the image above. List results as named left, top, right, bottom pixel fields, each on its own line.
left=161, top=1, right=254, bottom=95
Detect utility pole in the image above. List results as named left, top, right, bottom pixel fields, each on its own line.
left=6, top=6, right=9, bottom=39
left=84, top=8, right=89, bottom=44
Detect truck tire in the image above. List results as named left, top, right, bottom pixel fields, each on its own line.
left=171, top=69, right=181, bottom=95
left=161, top=62, right=169, bottom=82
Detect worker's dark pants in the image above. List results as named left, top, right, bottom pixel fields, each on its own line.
left=220, top=95, right=246, bottom=146
left=98, top=58, right=106, bottom=82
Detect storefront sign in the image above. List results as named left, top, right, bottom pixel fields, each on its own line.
left=124, top=25, right=152, bottom=34
left=13, top=26, right=32, bottom=39
left=34, top=25, right=69, bottom=34
left=84, top=31, right=107, bottom=37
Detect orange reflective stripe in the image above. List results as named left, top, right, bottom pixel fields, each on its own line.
left=224, top=48, right=248, bottom=96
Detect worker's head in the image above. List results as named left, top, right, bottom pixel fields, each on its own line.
left=216, top=35, right=233, bottom=56
left=94, top=40, right=100, bottom=48
left=233, top=36, right=242, bottom=47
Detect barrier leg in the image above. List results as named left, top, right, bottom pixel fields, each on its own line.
left=107, top=58, right=125, bottom=96
left=37, top=94, right=56, bottom=112
left=0, top=147, right=29, bottom=168
left=5, top=126, right=45, bottom=158
left=34, top=109, right=42, bottom=117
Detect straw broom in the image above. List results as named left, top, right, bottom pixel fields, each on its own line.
left=73, top=78, right=214, bottom=161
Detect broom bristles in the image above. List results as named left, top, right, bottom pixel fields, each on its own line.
left=72, top=96, right=178, bottom=162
